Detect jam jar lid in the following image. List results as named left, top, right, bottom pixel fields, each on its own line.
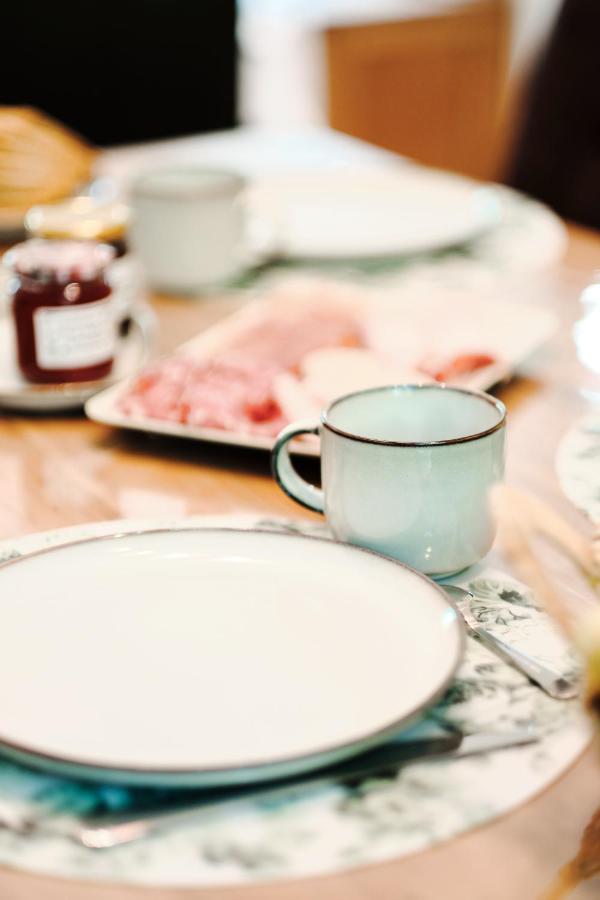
left=3, top=239, right=115, bottom=284
left=25, top=197, right=129, bottom=243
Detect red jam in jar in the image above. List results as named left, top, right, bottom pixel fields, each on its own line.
left=5, top=240, right=116, bottom=384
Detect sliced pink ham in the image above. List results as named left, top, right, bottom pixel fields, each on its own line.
left=119, top=296, right=363, bottom=437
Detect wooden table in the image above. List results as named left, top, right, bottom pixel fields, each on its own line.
left=0, top=223, right=599, bottom=899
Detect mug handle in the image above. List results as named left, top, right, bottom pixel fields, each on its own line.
left=271, top=422, right=325, bottom=514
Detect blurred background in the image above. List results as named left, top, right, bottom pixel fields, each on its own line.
left=240, top=0, right=559, bottom=177
left=1, top=0, right=598, bottom=227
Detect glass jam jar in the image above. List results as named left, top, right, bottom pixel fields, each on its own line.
left=5, top=239, right=116, bottom=384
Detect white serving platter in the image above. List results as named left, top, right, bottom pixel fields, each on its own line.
left=0, top=527, right=462, bottom=787
left=249, top=167, right=500, bottom=260
left=85, top=288, right=557, bottom=455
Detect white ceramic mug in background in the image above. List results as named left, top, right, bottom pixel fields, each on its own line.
left=130, top=168, right=246, bottom=293
left=272, top=384, right=506, bottom=577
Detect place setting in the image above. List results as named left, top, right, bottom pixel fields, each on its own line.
left=0, top=376, right=594, bottom=887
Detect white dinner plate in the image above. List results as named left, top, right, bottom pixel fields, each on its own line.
left=0, top=528, right=462, bottom=786
left=249, top=168, right=499, bottom=260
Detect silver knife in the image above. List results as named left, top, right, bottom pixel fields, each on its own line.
left=78, top=726, right=539, bottom=849
left=443, top=585, right=579, bottom=701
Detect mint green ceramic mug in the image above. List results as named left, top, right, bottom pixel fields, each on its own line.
left=272, top=384, right=506, bottom=578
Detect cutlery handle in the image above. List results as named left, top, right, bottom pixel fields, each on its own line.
left=475, top=627, right=579, bottom=700
left=79, top=735, right=461, bottom=849
left=271, top=422, right=324, bottom=513
left=76, top=728, right=539, bottom=850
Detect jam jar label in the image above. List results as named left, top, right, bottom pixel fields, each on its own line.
left=33, top=300, right=116, bottom=370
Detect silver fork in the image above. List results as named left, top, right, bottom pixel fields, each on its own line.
left=443, top=585, right=580, bottom=700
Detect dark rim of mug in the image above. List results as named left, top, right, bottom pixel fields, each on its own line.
left=321, top=383, right=506, bottom=447
left=131, top=167, right=246, bottom=200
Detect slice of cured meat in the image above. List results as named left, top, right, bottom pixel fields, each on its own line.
left=120, top=357, right=288, bottom=436
left=119, top=292, right=364, bottom=436
left=417, top=352, right=496, bottom=382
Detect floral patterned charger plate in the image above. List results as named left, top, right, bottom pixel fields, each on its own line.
left=0, top=514, right=590, bottom=887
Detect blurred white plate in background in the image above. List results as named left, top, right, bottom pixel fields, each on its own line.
left=250, top=168, right=500, bottom=259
